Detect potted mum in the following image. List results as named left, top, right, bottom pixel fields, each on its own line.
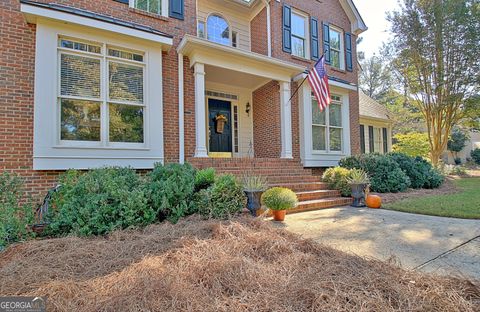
left=346, top=169, right=370, bottom=207
left=242, top=175, right=268, bottom=216
left=261, top=187, right=298, bottom=221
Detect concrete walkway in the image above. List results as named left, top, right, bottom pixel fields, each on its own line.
left=277, top=208, right=480, bottom=280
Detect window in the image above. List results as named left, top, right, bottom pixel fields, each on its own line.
left=291, top=11, right=308, bottom=58
left=329, top=28, right=344, bottom=69
left=197, top=20, right=206, bottom=38
left=207, top=14, right=230, bottom=46
left=131, top=0, right=167, bottom=16
left=312, top=94, right=343, bottom=152
left=373, top=127, right=382, bottom=153
left=58, top=38, right=145, bottom=146
left=233, top=105, right=239, bottom=153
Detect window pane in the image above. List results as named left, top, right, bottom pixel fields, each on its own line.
left=60, top=99, right=101, bottom=141
left=329, top=30, right=341, bottom=50
left=109, top=104, right=144, bottom=143
left=312, top=125, right=326, bottom=151
left=109, top=62, right=144, bottom=103
left=207, top=15, right=230, bottom=46
left=330, top=128, right=342, bottom=151
left=108, top=48, right=144, bottom=62
left=135, top=0, right=148, bottom=11
left=291, top=13, right=305, bottom=37
left=198, top=21, right=206, bottom=38
left=148, top=0, right=160, bottom=14
left=292, top=36, right=305, bottom=58
left=331, top=50, right=340, bottom=68
left=61, top=54, right=101, bottom=99
left=329, top=103, right=342, bottom=127
left=312, top=98, right=326, bottom=125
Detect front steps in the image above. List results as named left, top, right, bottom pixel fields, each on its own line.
left=189, top=157, right=353, bottom=213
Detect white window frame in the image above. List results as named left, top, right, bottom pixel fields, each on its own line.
left=130, top=0, right=169, bottom=17
left=57, top=37, right=147, bottom=149
left=311, top=94, right=344, bottom=154
left=205, top=13, right=232, bottom=46
left=329, top=26, right=345, bottom=70
left=290, top=10, right=310, bottom=59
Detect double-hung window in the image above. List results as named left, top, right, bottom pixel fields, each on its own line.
left=329, top=27, right=344, bottom=70
left=291, top=11, right=308, bottom=58
left=131, top=0, right=168, bottom=17
left=58, top=37, right=145, bottom=146
left=312, top=94, right=343, bottom=152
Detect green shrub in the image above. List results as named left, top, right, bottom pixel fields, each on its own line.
left=194, top=168, right=216, bottom=191
left=147, top=163, right=196, bottom=223
left=322, top=167, right=352, bottom=196
left=261, top=187, right=298, bottom=211
left=387, top=153, right=429, bottom=189
left=48, top=168, right=153, bottom=237
left=423, top=168, right=444, bottom=189
left=471, top=148, right=480, bottom=165
left=340, top=154, right=410, bottom=193
left=0, top=172, right=34, bottom=249
left=196, top=174, right=246, bottom=219
left=392, top=132, right=430, bottom=158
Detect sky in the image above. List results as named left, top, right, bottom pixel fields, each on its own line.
left=353, top=0, right=401, bottom=58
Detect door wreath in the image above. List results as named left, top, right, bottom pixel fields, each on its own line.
left=214, top=114, right=228, bottom=134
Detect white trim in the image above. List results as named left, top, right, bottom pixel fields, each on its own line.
left=329, top=26, right=345, bottom=70
left=129, top=0, right=169, bottom=18
left=263, top=0, right=272, bottom=57
left=339, top=0, right=368, bottom=35
left=34, top=157, right=164, bottom=170
left=290, top=9, right=310, bottom=60
left=280, top=81, right=293, bottom=159
left=21, top=3, right=173, bottom=48
left=178, top=53, right=185, bottom=164
left=328, top=79, right=357, bottom=91
left=194, top=63, right=209, bottom=157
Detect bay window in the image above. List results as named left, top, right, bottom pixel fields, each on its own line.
left=58, top=38, right=145, bottom=147
left=311, top=94, right=343, bottom=152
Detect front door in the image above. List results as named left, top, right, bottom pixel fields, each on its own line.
left=208, top=99, right=232, bottom=157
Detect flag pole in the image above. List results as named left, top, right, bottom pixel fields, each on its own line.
left=287, top=70, right=309, bottom=104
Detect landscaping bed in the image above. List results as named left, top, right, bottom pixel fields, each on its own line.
left=1, top=217, right=479, bottom=312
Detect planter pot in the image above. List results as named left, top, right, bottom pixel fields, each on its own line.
left=350, top=183, right=367, bottom=207
left=245, top=191, right=264, bottom=216
left=272, top=209, right=287, bottom=221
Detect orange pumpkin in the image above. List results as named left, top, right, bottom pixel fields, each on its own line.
left=365, top=195, right=382, bottom=209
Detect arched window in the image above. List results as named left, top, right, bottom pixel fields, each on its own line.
left=207, top=14, right=230, bottom=46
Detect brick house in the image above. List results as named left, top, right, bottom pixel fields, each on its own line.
left=1, top=0, right=366, bottom=208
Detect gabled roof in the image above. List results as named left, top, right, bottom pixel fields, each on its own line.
left=359, top=92, right=392, bottom=122
left=339, top=0, right=368, bottom=35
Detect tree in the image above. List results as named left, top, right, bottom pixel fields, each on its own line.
left=393, top=132, right=431, bottom=158
left=381, top=89, right=426, bottom=135
left=359, top=55, right=394, bottom=101
left=447, top=128, right=469, bottom=162
left=388, top=0, right=480, bottom=166
left=461, top=95, right=480, bottom=130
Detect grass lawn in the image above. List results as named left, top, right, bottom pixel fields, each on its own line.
left=384, top=178, right=480, bottom=219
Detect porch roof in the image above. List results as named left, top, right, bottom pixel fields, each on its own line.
left=177, top=35, right=306, bottom=82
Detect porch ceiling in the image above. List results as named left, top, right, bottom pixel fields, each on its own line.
left=205, top=64, right=269, bottom=89
left=178, top=35, right=306, bottom=82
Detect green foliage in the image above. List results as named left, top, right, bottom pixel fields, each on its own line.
left=322, top=167, right=352, bottom=197
left=340, top=154, right=410, bottom=193
left=346, top=169, right=370, bottom=184
left=196, top=174, right=246, bottom=219
left=387, top=152, right=431, bottom=189
left=471, top=148, right=480, bottom=165
left=393, top=132, right=430, bottom=158
left=423, top=168, right=444, bottom=189
left=242, top=175, right=268, bottom=192
left=48, top=168, right=153, bottom=237
left=261, top=187, right=298, bottom=211
left=0, top=172, right=34, bottom=249
left=194, top=168, right=216, bottom=191
left=147, top=163, right=196, bottom=223
left=447, top=129, right=469, bottom=156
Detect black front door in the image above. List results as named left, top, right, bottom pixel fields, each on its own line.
left=208, top=99, right=232, bottom=154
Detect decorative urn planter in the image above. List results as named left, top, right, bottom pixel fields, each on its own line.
left=245, top=190, right=264, bottom=216
left=350, top=183, right=367, bottom=207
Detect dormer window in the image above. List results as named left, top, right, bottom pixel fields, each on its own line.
left=207, top=14, right=230, bottom=46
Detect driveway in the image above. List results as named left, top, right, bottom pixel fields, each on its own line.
left=278, top=208, right=480, bottom=280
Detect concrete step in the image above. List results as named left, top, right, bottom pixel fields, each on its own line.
left=296, top=189, right=341, bottom=201
left=289, top=197, right=353, bottom=214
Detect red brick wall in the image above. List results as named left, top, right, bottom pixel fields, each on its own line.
left=252, top=81, right=281, bottom=158
left=0, top=0, right=197, bottom=199
left=349, top=90, right=361, bottom=155
left=250, top=7, right=268, bottom=56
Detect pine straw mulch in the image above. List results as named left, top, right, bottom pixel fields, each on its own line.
left=1, top=216, right=479, bottom=312
left=371, top=177, right=459, bottom=204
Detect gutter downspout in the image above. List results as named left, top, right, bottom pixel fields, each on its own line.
left=263, top=0, right=272, bottom=57
left=178, top=53, right=185, bottom=164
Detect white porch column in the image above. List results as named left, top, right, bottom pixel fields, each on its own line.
left=280, top=81, right=293, bottom=159
left=194, top=62, right=208, bottom=157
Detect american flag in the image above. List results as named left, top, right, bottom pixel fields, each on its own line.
left=307, top=55, right=331, bottom=111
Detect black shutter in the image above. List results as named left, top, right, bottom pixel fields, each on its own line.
left=360, top=125, right=365, bottom=154
left=382, top=128, right=388, bottom=154
left=345, top=32, right=353, bottom=72
left=169, top=0, right=184, bottom=20
left=368, top=126, right=374, bottom=153
left=310, top=17, right=319, bottom=61
left=113, top=0, right=129, bottom=4
left=322, top=22, right=330, bottom=64
left=282, top=5, right=292, bottom=53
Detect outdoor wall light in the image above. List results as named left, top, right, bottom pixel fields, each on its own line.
left=246, top=102, right=251, bottom=116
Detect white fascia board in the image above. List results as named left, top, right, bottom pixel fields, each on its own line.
left=328, top=79, right=358, bottom=91
left=21, top=3, right=173, bottom=49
